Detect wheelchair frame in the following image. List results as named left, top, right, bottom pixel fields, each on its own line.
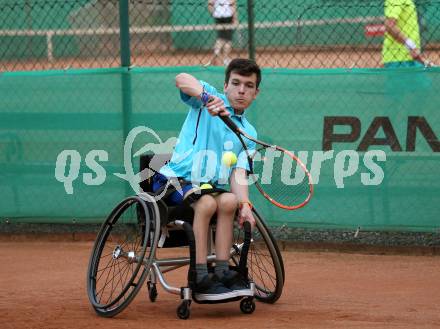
left=86, top=156, right=285, bottom=319
left=87, top=192, right=284, bottom=319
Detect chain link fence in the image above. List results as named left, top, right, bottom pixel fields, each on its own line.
left=1, top=0, right=440, bottom=71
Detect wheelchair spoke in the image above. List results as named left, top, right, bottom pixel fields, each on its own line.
left=97, top=260, right=119, bottom=299
left=96, top=258, right=114, bottom=282
left=96, top=259, right=118, bottom=302
left=250, top=249, right=276, bottom=296
left=251, top=248, right=276, bottom=278
left=96, top=255, right=117, bottom=276
left=230, top=208, right=284, bottom=303
left=95, top=233, right=144, bottom=304
left=97, top=258, right=131, bottom=305
left=115, top=258, right=130, bottom=295
left=99, top=249, right=115, bottom=260
left=87, top=196, right=155, bottom=315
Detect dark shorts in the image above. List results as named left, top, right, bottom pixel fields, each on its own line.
left=152, top=173, right=195, bottom=205
left=152, top=173, right=226, bottom=206
left=215, top=17, right=234, bottom=41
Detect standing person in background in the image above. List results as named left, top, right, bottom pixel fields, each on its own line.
left=382, top=0, right=428, bottom=67
left=206, top=0, right=238, bottom=66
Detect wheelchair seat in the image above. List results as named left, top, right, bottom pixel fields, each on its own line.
left=139, top=153, right=224, bottom=248
left=139, top=153, right=194, bottom=248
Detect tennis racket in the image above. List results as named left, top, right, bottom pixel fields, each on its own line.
left=220, top=115, right=313, bottom=210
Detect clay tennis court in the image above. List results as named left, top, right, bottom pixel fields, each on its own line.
left=1, top=239, right=439, bottom=329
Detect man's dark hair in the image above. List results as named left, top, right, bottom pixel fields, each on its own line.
left=225, top=58, right=261, bottom=88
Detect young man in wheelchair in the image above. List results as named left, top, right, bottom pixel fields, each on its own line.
left=152, top=58, right=261, bottom=301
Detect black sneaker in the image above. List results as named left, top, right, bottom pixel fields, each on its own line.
left=220, top=270, right=253, bottom=296
left=193, top=274, right=237, bottom=301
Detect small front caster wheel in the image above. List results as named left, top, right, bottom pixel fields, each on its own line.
left=240, top=297, right=256, bottom=314
left=177, top=300, right=191, bottom=319
left=147, top=281, right=158, bottom=302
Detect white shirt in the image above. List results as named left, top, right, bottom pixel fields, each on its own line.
left=212, top=0, right=234, bottom=18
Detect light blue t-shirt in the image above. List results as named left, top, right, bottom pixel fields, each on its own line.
left=160, top=81, right=257, bottom=186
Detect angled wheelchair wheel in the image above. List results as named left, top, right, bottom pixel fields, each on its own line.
left=231, top=208, right=285, bottom=304
left=87, top=194, right=160, bottom=317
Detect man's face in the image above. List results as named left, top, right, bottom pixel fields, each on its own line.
left=224, top=72, right=259, bottom=112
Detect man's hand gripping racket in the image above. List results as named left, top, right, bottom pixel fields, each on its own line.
left=413, top=51, right=436, bottom=68
left=416, top=56, right=436, bottom=68
left=219, top=115, right=314, bottom=210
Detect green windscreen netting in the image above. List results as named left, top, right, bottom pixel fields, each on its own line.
left=2, top=0, right=440, bottom=70
left=1, top=66, right=439, bottom=231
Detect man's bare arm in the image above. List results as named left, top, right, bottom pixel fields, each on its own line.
left=230, top=167, right=255, bottom=227
left=385, top=17, right=423, bottom=61
left=175, top=73, right=230, bottom=116
left=175, top=73, right=204, bottom=97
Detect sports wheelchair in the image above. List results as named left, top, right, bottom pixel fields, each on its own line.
left=86, top=154, right=285, bottom=319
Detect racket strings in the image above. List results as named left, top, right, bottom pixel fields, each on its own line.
left=271, top=174, right=310, bottom=206
left=252, top=148, right=311, bottom=208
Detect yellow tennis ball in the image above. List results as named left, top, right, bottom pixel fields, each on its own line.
left=222, top=151, right=237, bottom=167
left=200, top=183, right=213, bottom=190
